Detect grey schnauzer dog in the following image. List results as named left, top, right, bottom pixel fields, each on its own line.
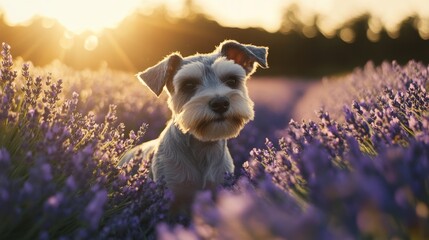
left=119, top=40, right=268, bottom=212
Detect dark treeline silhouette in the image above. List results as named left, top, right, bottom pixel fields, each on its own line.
left=0, top=7, right=428, bottom=78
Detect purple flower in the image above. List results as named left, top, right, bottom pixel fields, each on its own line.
left=45, top=193, right=64, bottom=209
left=40, top=163, right=53, bottom=181
left=84, top=190, right=107, bottom=229
left=0, top=148, right=10, bottom=168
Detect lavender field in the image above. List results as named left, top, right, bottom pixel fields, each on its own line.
left=1, top=42, right=429, bottom=239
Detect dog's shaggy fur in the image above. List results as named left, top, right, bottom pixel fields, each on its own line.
left=119, top=40, right=268, bottom=213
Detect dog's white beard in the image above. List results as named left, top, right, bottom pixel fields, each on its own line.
left=175, top=91, right=254, bottom=142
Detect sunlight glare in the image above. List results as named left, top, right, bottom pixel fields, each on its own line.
left=0, top=0, right=140, bottom=34
left=192, top=0, right=289, bottom=33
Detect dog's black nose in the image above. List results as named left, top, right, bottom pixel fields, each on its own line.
left=209, top=97, right=230, bottom=114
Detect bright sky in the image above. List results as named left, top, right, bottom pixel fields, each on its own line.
left=0, top=0, right=428, bottom=37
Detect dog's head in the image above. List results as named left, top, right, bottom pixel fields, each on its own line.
left=137, top=40, right=268, bottom=141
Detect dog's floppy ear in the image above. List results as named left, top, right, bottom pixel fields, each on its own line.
left=219, top=40, right=268, bottom=74
left=136, top=53, right=182, bottom=96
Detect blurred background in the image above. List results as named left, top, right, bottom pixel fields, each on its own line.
left=1, top=0, right=428, bottom=78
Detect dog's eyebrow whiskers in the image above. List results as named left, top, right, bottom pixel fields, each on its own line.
left=173, top=62, right=204, bottom=86
left=212, top=58, right=246, bottom=79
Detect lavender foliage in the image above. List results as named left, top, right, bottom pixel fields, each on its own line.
left=0, top=43, right=170, bottom=239
left=1, top=41, right=429, bottom=239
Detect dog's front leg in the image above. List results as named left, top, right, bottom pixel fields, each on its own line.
left=169, top=181, right=200, bottom=216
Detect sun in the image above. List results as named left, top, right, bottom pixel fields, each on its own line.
left=0, top=0, right=140, bottom=34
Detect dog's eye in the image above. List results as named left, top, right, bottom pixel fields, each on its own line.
left=223, top=76, right=240, bottom=88
left=181, top=80, right=199, bottom=93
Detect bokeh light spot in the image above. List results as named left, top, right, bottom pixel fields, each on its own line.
left=416, top=202, right=429, bottom=218
left=367, top=29, right=380, bottom=42
left=339, top=28, right=355, bottom=43
left=84, top=35, right=99, bottom=51
left=302, top=26, right=317, bottom=38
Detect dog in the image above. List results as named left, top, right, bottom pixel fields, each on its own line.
left=119, top=40, right=268, bottom=213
